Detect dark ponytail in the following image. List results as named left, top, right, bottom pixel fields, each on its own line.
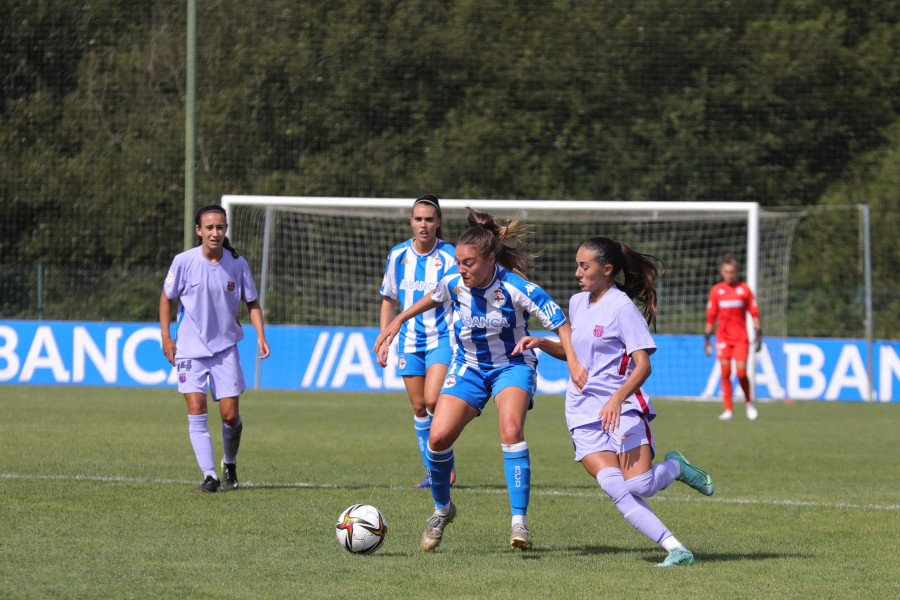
left=457, top=206, right=537, bottom=278
left=579, top=237, right=665, bottom=326
left=194, top=204, right=239, bottom=259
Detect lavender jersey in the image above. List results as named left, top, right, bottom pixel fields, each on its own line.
left=565, top=287, right=657, bottom=431
left=163, top=246, right=258, bottom=359
left=432, top=265, right=566, bottom=370
left=380, top=239, right=457, bottom=353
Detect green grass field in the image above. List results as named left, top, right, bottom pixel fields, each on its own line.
left=2, top=386, right=898, bottom=599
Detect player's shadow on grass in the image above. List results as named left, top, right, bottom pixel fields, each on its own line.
left=567, top=545, right=801, bottom=562
left=650, top=550, right=806, bottom=564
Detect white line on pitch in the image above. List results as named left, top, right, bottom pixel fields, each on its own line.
left=3, top=472, right=898, bottom=511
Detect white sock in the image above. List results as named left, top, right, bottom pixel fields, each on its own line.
left=661, top=535, right=687, bottom=552
left=511, top=514, right=527, bottom=527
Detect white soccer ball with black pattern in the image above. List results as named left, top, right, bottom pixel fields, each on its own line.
left=335, top=504, right=387, bottom=554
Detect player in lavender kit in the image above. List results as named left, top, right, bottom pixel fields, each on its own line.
left=515, top=237, right=715, bottom=566
left=374, top=207, right=580, bottom=552
left=377, top=195, right=457, bottom=489
left=160, top=205, right=270, bottom=493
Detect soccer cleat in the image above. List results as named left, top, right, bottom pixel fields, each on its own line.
left=718, top=409, right=734, bottom=421
left=509, top=523, right=532, bottom=551
left=420, top=501, right=457, bottom=551
left=655, top=547, right=695, bottom=567
left=193, top=475, right=220, bottom=493
left=745, top=402, right=759, bottom=421
left=221, top=459, right=239, bottom=491
left=450, top=466, right=456, bottom=487
left=412, top=475, right=432, bottom=489
left=666, top=451, right=714, bottom=496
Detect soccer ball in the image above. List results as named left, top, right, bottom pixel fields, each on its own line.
left=335, top=504, right=387, bottom=554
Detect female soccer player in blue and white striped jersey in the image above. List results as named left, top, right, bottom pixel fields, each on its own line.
left=375, top=207, right=581, bottom=552
left=160, top=205, right=270, bottom=493
left=378, top=195, right=457, bottom=489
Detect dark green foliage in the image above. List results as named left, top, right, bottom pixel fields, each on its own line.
left=1, top=1, right=898, bottom=336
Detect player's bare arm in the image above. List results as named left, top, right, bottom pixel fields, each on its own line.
left=373, top=294, right=441, bottom=366
left=554, top=323, right=587, bottom=393
left=159, top=291, right=176, bottom=366
left=598, top=349, right=652, bottom=433
left=247, top=299, right=270, bottom=359
left=512, top=325, right=586, bottom=393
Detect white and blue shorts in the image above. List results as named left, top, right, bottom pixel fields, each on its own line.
left=175, top=345, right=246, bottom=401
left=439, top=361, right=537, bottom=414
left=570, top=409, right=654, bottom=461
left=397, top=345, right=453, bottom=377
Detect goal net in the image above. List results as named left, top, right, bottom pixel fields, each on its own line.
left=222, top=196, right=801, bottom=398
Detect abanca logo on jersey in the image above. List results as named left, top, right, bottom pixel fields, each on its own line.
left=459, top=314, right=511, bottom=329
left=400, top=280, right=437, bottom=292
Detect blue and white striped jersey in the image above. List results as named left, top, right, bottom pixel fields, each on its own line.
left=432, top=265, right=566, bottom=370
left=380, top=239, right=457, bottom=353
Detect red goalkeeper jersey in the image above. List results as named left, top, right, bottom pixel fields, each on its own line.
left=706, top=281, right=759, bottom=344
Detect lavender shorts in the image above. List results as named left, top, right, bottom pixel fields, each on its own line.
left=175, top=345, right=246, bottom=400
left=570, top=409, right=654, bottom=461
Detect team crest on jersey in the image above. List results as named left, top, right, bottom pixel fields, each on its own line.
left=490, top=289, right=506, bottom=307
left=165, top=270, right=175, bottom=286
left=444, top=374, right=457, bottom=388
left=227, top=281, right=235, bottom=292
left=594, top=325, right=605, bottom=337
left=433, top=256, right=443, bottom=269
left=398, top=355, right=407, bottom=369
left=178, top=373, right=186, bottom=383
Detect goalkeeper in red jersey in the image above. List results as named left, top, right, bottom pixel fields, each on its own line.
left=704, top=254, right=761, bottom=421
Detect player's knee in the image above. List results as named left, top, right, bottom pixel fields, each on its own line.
left=736, top=368, right=747, bottom=381
left=498, top=422, right=525, bottom=445
left=427, top=430, right=455, bottom=452
left=721, top=363, right=732, bottom=378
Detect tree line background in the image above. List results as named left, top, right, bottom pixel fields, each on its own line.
left=1, top=0, right=898, bottom=337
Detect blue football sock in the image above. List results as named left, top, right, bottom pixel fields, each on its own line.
left=426, top=443, right=454, bottom=508
left=502, top=442, right=531, bottom=516
left=414, top=413, right=432, bottom=474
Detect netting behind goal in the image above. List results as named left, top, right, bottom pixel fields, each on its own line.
left=224, top=197, right=800, bottom=396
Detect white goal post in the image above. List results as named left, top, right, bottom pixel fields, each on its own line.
left=221, top=195, right=800, bottom=398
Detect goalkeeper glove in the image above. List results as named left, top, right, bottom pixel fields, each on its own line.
left=754, top=328, right=762, bottom=352
left=703, top=333, right=713, bottom=357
